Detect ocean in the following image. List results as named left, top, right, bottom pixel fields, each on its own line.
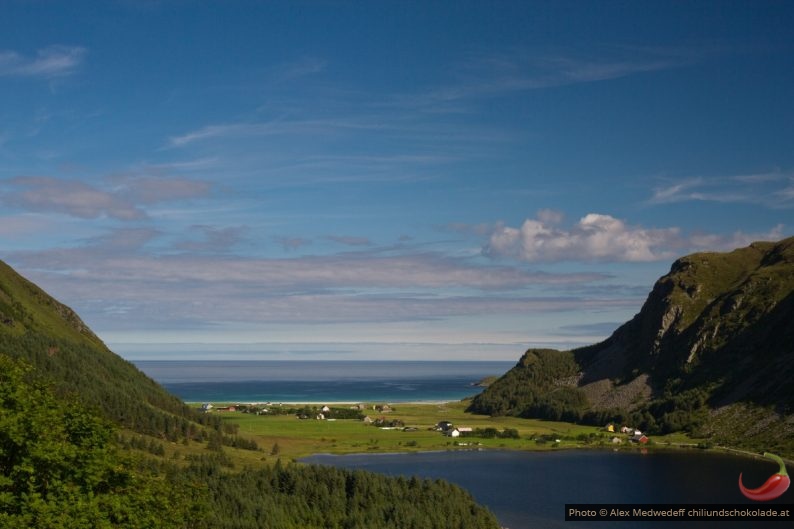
left=134, top=360, right=513, bottom=403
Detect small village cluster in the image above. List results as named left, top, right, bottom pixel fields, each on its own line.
left=605, top=423, right=649, bottom=444
left=199, top=401, right=478, bottom=437
left=200, top=403, right=649, bottom=445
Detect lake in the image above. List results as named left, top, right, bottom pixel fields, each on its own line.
left=303, top=450, right=792, bottom=529
left=136, top=359, right=793, bottom=528
left=134, top=360, right=513, bottom=402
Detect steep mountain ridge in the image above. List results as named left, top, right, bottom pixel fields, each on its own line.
left=0, top=259, right=219, bottom=440
left=576, top=237, right=794, bottom=407
left=0, top=260, right=102, bottom=342
left=469, top=237, right=794, bottom=453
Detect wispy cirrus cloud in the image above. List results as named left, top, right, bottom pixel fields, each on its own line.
left=388, top=45, right=708, bottom=109
left=10, top=233, right=616, bottom=330
left=144, top=157, right=219, bottom=172
left=16, top=234, right=604, bottom=290
left=326, top=235, right=373, bottom=247
left=164, top=115, right=403, bottom=149
left=0, top=214, right=54, bottom=237
left=274, top=236, right=312, bottom=251
left=2, top=175, right=212, bottom=220
left=110, top=176, right=211, bottom=203
left=2, top=176, right=145, bottom=220
left=176, top=225, right=246, bottom=253
left=274, top=56, right=327, bottom=82
left=166, top=123, right=273, bottom=148
left=160, top=115, right=501, bottom=189
left=484, top=210, right=787, bottom=263
left=649, top=172, right=794, bottom=208
left=84, top=227, right=161, bottom=250
left=0, top=45, right=86, bottom=78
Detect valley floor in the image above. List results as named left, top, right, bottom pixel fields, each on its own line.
left=196, top=401, right=707, bottom=464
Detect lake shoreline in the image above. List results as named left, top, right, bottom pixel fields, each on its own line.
left=297, top=442, right=774, bottom=463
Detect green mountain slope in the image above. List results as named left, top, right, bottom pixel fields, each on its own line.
left=0, top=259, right=218, bottom=440
left=469, top=237, right=794, bottom=454
left=1, top=352, right=501, bottom=529
left=0, top=259, right=502, bottom=529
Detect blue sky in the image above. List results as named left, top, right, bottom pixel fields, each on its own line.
left=1, top=1, right=792, bottom=360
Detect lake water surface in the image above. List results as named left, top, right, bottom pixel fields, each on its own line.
left=303, top=450, right=792, bottom=529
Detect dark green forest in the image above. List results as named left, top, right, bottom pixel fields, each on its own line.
left=467, top=348, right=590, bottom=423
left=186, top=455, right=498, bottom=529
left=0, top=258, right=500, bottom=528
left=0, top=353, right=500, bottom=528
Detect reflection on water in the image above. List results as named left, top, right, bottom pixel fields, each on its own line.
left=303, top=450, right=790, bottom=529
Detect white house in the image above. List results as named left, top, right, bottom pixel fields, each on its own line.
left=447, top=428, right=461, bottom=438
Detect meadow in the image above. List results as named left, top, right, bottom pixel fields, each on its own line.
left=207, top=401, right=701, bottom=462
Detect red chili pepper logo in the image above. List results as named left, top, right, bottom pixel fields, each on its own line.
left=738, top=452, right=790, bottom=502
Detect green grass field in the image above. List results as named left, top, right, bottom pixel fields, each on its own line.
left=204, top=401, right=705, bottom=463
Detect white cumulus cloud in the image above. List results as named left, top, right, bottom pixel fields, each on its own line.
left=485, top=211, right=682, bottom=262
left=485, top=210, right=789, bottom=263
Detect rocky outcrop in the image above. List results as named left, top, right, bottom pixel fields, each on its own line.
left=574, top=236, right=794, bottom=408
left=470, top=237, right=794, bottom=448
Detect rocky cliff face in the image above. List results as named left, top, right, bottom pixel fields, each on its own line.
left=575, top=237, right=794, bottom=410
left=470, top=237, right=794, bottom=453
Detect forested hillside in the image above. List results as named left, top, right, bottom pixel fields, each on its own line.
left=469, top=237, right=794, bottom=455
left=0, top=260, right=501, bottom=528
left=187, top=457, right=499, bottom=529
left=0, top=259, right=221, bottom=441
left=0, top=353, right=500, bottom=529
left=0, top=354, right=201, bottom=529
left=467, top=348, right=584, bottom=421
